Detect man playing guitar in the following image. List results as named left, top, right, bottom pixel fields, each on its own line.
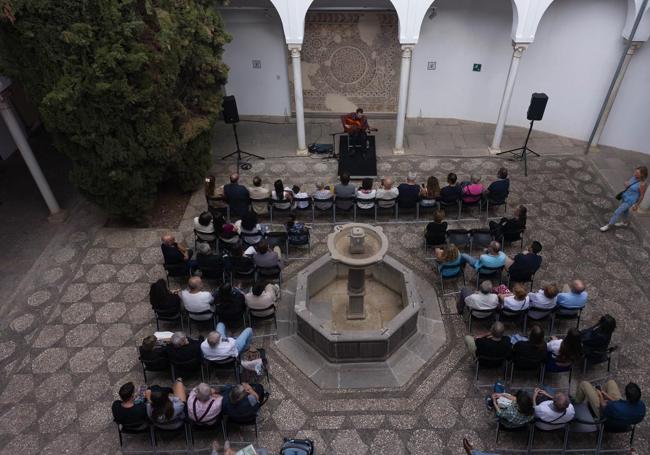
left=341, top=108, right=377, bottom=154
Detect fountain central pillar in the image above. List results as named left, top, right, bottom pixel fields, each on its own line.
left=347, top=267, right=366, bottom=319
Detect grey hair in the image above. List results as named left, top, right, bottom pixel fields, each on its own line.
left=479, top=280, right=493, bottom=294
left=229, top=384, right=247, bottom=403
left=407, top=171, right=417, bottom=181
left=491, top=321, right=505, bottom=339
left=470, top=175, right=481, bottom=184
left=198, top=242, right=211, bottom=255
left=170, top=331, right=187, bottom=348
left=207, top=331, right=221, bottom=348
left=195, top=383, right=212, bottom=402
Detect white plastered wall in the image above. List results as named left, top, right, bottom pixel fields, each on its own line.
left=220, top=9, right=291, bottom=117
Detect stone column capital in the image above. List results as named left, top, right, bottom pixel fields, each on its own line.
left=0, top=89, right=11, bottom=110
left=511, top=41, right=529, bottom=58
left=623, top=40, right=643, bottom=55
left=400, top=44, right=415, bottom=58
left=288, top=44, right=302, bottom=57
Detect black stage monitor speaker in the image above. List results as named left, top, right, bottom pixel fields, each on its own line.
left=222, top=95, right=240, bottom=124
left=527, top=93, right=548, bottom=121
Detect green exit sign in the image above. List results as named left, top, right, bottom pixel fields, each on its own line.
left=473, top=63, right=482, bottom=72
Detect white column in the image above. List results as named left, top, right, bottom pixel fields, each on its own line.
left=489, top=42, right=528, bottom=154
left=589, top=41, right=643, bottom=149
left=394, top=45, right=414, bottom=155
left=0, top=90, right=62, bottom=217
left=289, top=45, right=307, bottom=156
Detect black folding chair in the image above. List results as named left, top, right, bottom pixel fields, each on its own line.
left=469, top=228, right=495, bottom=252
left=164, top=263, right=190, bottom=287
left=266, top=231, right=289, bottom=257
left=476, top=265, right=504, bottom=287
left=140, top=356, right=169, bottom=383
left=446, top=229, right=470, bottom=252
left=114, top=421, right=154, bottom=454
left=312, top=195, right=334, bottom=222
left=439, top=198, right=461, bottom=220
left=354, top=197, right=376, bottom=221
left=255, top=265, right=282, bottom=288
left=375, top=196, right=398, bottom=221
left=185, top=308, right=217, bottom=337
left=466, top=307, right=498, bottom=333
left=241, top=231, right=265, bottom=249
left=247, top=303, right=278, bottom=337
left=170, top=357, right=202, bottom=382
left=202, top=356, right=240, bottom=383
left=154, top=308, right=184, bottom=331
left=416, top=198, right=439, bottom=220
left=333, top=196, right=356, bottom=222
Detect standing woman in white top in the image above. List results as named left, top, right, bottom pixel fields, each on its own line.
left=271, top=179, right=293, bottom=210
left=356, top=178, right=376, bottom=210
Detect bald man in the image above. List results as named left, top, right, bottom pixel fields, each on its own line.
left=557, top=279, right=588, bottom=310
left=376, top=177, right=399, bottom=208
left=180, top=276, right=215, bottom=320
left=161, top=234, right=194, bottom=270
left=533, top=388, right=575, bottom=430
left=223, top=172, right=250, bottom=218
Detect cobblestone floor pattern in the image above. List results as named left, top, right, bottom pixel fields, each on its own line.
left=1, top=154, right=649, bottom=454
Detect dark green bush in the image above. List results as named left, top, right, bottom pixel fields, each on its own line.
left=0, top=0, right=230, bottom=219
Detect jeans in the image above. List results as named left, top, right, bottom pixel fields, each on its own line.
left=608, top=200, right=634, bottom=225
left=216, top=322, right=253, bottom=353
left=461, top=253, right=479, bottom=268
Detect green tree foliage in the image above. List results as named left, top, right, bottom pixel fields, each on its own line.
left=0, top=0, right=230, bottom=219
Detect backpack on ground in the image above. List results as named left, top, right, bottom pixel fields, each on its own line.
left=279, top=438, right=314, bottom=455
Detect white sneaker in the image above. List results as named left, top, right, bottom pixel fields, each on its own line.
left=614, top=221, right=629, bottom=227
left=600, top=224, right=610, bottom=232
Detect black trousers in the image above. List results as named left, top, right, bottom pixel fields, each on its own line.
left=348, top=131, right=367, bottom=153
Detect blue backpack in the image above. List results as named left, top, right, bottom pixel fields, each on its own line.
left=280, top=438, right=314, bottom=455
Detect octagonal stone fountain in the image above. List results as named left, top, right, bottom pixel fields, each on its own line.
left=276, top=223, right=446, bottom=388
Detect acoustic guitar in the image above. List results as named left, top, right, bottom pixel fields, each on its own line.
left=342, top=115, right=378, bottom=135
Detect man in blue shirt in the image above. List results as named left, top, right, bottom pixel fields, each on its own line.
left=507, top=241, right=542, bottom=282
left=223, top=173, right=250, bottom=218
left=575, top=380, right=646, bottom=431
left=397, top=171, right=421, bottom=208
left=485, top=167, right=510, bottom=203
left=461, top=241, right=506, bottom=272
left=557, top=279, right=588, bottom=309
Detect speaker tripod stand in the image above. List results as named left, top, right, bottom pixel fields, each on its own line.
left=221, top=123, right=264, bottom=170
left=497, top=119, right=540, bottom=176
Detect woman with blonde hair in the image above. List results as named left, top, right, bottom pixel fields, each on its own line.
left=434, top=244, right=464, bottom=278
left=601, top=165, right=647, bottom=231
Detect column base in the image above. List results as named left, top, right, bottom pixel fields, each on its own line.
left=488, top=146, right=501, bottom=155
left=47, top=209, right=68, bottom=224
left=296, top=147, right=308, bottom=156
left=393, top=148, right=405, bottom=155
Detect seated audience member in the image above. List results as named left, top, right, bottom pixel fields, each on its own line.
left=556, top=279, right=588, bottom=310
left=425, top=210, right=448, bottom=246
left=205, top=175, right=228, bottom=216
left=221, top=383, right=264, bottom=420
left=500, top=283, right=530, bottom=311
left=196, top=243, right=223, bottom=272
left=376, top=176, right=399, bottom=207
left=236, top=211, right=264, bottom=245
left=166, top=332, right=202, bottom=365
left=334, top=172, right=355, bottom=210
left=356, top=177, right=376, bottom=210
left=247, top=176, right=270, bottom=215
left=462, top=175, right=484, bottom=204
left=457, top=280, right=499, bottom=315
left=194, top=211, right=216, bottom=242
left=286, top=215, right=309, bottom=244
left=201, top=323, right=253, bottom=361
left=214, top=283, right=247, bottom=324
left=490, top=205, right=527, bottom=242
left=112, top=382, right=148, bottom=427
left=161, top=234, right=193, bottom=268
left=528, top=283, right=559, bottom=318
left=489, top=389, right=535, bottom=426
left=187, top=383, right=222, bottom=425
left=580, top=314, right=616, bottom=356
left=180, top=277, right=215, bottom=319
left=227, top=246, right=255, bottom=274
left=223, top=173, right=250, bottom=218
left=547, top=327, right=582, bottom=366
left=464, top=321, right=511, bottom=361
left=213, top=214, right=239, bottom=244
left=253, top=240, right=283, bottom=269
left=420, top=175, right=441, bottom=205
left=139, top=335, right=168, bottom=365
left=146, top=379, right=187, bottom=429
left=245, top=282, right=280, bottom=317
left=149, top=279, right=181, bottom=313
left=292, top=185, right=310, bottom=209
left=575, top=380, right=646, bottom=429
left=461, top=241, right=506, bottom=272
left=506, top=241, right=542, bottom=282
left=512, top=325, right=547, bottom=364
left=462, top=438, right=500, bottom=455
left=271, top=179, right=293, bottom=210
left=533, top=388, right=575, bottom=430
left=485, top=167, right=510, bottom=203
left=313, top=182, right=333, bottom=210
left=397, top=171, right=421, bottom=208
left=434, top=244, right=464, bottom=277
left=440, top=172, right=462, bottom=203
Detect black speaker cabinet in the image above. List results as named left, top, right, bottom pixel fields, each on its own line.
left=527, top=93, right=548, bottom=121
left=222, top=95, right=240, bottom=124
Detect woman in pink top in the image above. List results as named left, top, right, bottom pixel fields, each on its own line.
left=462, top=175, right=484, bottom=203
